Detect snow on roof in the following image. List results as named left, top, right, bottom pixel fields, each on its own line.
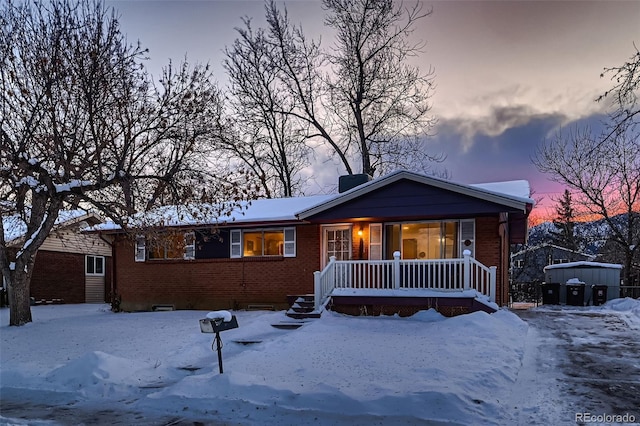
left=2, top=209, right=92, bottom=243
left=232, top=194, right=335, bottom=223
left=470, top=180, right=532, bottom=203
left=510, top=243, right=595, bottom=259
left=92, top=170, right=533, bottom=231
left=90, top=194, right=336, bottom=231
left=544, top=261, right=624, bottom=271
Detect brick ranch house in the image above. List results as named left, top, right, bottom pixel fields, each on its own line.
left=3, top=210, right=112, bottom=304
left=95, top=170, right=533, bottom=316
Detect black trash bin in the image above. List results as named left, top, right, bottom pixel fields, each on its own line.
left=592, top=285, right=608, bottom=306
left=566, top=283, right=585, bottom=306
left=541, top=283, right=560, bottom=305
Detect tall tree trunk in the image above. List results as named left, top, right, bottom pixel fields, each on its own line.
left=8, top=269, right=33, bottom=326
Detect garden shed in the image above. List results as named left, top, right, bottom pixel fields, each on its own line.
left=543, top=261, right=623, bottom=305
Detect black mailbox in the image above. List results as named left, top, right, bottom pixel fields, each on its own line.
left=199, top=313, right=239, bottom=374
left=199, top=315, right=239, bottom=333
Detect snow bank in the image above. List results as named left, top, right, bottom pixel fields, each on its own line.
left=1, top=305, right=530, bottom=424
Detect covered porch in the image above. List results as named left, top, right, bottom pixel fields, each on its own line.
left=313, top=250, right=498, bottom=315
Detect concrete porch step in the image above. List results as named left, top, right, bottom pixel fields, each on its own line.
left=286, top=294, right=322, bottom=319
left=285, top=310, right=322, bottom=319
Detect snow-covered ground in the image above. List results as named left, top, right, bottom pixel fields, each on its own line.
left=1, top=299, right=639, bottom=425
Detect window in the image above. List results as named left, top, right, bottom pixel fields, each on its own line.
left=384, top=221, right=460, bottom=260
left=86, top=255, right=105, bottom=276
left=459, top=219, right=475, bottom=256
left=231, top=230, right=241, bottom=258
left=553, top=258, right=568, bottom=265
left=283, top=228, right=296, bottom=257
left=135, top=236, right=146, bottom=262
left=230, top=227, right=296, bottom=258
left=136, top=232, right=195, bottom=261
left=369, top=223, right=382, bottom=260
left=514, top=259, right=524, bottom=269
left=183, top=232, right=195, bottom=260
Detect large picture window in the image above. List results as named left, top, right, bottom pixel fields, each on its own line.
left=138, top=232, right=195, bottom=261
left=230, top=228, right=296, bottom=258
left=385, top=221, right=459, bottom=260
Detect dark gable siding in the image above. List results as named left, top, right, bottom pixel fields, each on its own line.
left=305, top=179, right=521, bottom=221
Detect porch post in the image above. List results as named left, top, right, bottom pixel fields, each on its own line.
left=489, top=266, right=497, bottom=303
left=463, top=250, right=471, bottom=290
left=393, top=251, right=401, bottom=289
left=314, top=271, right=321, bottom=311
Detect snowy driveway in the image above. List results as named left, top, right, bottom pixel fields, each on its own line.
left=514, top=307, right=640, bottom=424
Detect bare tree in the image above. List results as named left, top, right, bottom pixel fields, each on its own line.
left=598, top=45, right=640, bottom=140
left=533, top=126, right=640, bottom=286
left=0, top=1, right=252, bottom=326
left=223, top=18, right=311, bottom=198
left=229, top=0, right=440, bottom=179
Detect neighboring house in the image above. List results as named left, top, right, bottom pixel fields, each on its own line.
left=95, top=170, right=533, bottom=316
left=511, top=243, right=595, bottom=284
left=3, top=210, right=112, bottom=304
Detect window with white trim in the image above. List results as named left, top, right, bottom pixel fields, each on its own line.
left=135, top=236, right=146, bottom=262
left=230, top=227, right=296, bottom=258
left=135, top=232, right=196, bottom=261
left=369, top=223, right=382, bottom=260
left=459, top=219, right=475, bottom=256
left=86, top=255, right=105, bottom=276
left=183, top=232, right=195, bottom=260
left=230, top=230, right=242, bottom=258
left=385, top=221, right=462, bottom=260
left=283, top=228, right=296, bottom=257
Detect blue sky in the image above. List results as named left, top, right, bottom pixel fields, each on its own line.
left=108, top=0, right=640, bottom=219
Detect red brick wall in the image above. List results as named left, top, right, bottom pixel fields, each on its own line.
left=113, top=217, right=510, bottom=311
left=474, top=216, right=506, bottom=305
left=114, top=224, right=321, bottom=311
left=30, top=251, right=85, bottom=303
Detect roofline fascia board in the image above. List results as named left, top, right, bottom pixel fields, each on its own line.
left=88, top=219, right=309, bottom=234
left=296, top=170, right=532, bottom=219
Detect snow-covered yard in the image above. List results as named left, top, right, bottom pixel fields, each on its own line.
left=1, top=299, right=639, bottom=425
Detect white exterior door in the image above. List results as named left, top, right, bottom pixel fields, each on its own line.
left=322, top=225, right=352, bottom=265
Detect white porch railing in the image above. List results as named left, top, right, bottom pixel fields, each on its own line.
left=314, top=250, right=497, bottom=311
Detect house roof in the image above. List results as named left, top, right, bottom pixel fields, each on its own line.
left=92, top=170, right=533, bottom=232
left=3, top=209, right=102, bottom=245
left=296, top=170, right=533, bottom=220
left=511, top=243, right=595, bottom=259
left=544, top=261, right=624, bottom=271
left=91, top=194, right=336, bottom=232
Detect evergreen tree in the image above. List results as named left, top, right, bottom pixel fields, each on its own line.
left=550, top=190, right=582, bottom=255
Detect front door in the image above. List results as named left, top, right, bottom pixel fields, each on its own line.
left=322, top=225, right=352, bottom=265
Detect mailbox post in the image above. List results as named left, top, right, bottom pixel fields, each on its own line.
left=199, top=311, right=239, bottom=374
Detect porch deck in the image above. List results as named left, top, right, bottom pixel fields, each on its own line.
left=313, top=251, right=497, bottom=316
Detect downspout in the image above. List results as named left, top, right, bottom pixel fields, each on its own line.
left=98, top=233, right=115, bottom=306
